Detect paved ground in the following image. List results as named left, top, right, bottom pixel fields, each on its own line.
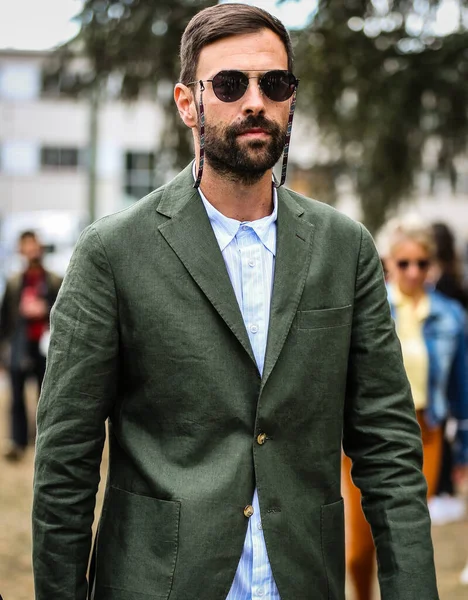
left=0, top=373, right=467, bottom=600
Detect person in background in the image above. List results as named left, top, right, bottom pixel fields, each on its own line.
left=430, top=222, right=468, bottom=588
left=431, top=222, right=468, bottom=309
left=342, top=216, right=468, bottom=600
left=427, top=221, right=468, bottom=525
left=0, top=231, right=61, bottom=461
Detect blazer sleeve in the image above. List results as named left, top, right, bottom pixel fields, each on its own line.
left=32, top=225, right=119, bottom=600
left=45, top=272, right=63, bottom=314
left=342, top=225, right=439, bottom=600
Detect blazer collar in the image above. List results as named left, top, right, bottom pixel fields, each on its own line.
left=156, top=162, right=200, bottom=219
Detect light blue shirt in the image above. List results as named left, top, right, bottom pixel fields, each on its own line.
left=197, top=183, right=280, bottom=600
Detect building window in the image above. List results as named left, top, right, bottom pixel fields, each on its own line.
left=124, top=151, right=155, bottom=201
left=41, top=147, right=81, bottom=169
left=41, top=68, right=80, bottom=98
left=456, top=172, right=468, bottom=195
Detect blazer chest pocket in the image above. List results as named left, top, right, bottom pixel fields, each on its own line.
left=95, top=486, right=180, bottom=599
left=297, top=305, right=352, bottom=330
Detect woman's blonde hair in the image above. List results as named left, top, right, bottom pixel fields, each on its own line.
left=377, top=214, right=436, bottom=259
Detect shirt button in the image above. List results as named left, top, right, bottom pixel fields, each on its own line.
left=255, top=589, right=265, bottom=597
left=257, top=521, right=263, bottom=530
left=244, top=505, right=254, bottom=518
left=248, top=259, right=255, bottom=267
left=257, top=433, right=267, bottom=445
left=250, top=324, right=258, bottom=334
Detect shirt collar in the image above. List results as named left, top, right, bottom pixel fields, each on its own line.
left=388, top=283, right=430, bottom=321
left=193, top=162, right=277, bottom=255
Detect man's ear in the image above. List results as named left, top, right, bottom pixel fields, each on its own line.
left=174, top=83, right=198, bottom=128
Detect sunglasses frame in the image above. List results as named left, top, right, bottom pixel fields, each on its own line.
left=188, top=69, right=299, bottom=103
left=396, top=259, right=431, bottom=271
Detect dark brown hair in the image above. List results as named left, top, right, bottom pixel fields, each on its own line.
left=179, top=3, right=294, bottom=85
left=19, top=230, right=38, bottom=243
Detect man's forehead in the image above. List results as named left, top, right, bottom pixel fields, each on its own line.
left=196, top=29, right=288, bottom=78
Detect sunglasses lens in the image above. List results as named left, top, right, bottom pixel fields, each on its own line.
left=260, top=71, right=296, bottom=102
left=418, top=260, right=430, bottom=270
left=397, top=260, right=409, bottom=270
left=211, top=70, right=297, bottom=103
left=212, top=71, right=248, bottom=102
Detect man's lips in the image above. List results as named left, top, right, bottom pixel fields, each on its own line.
left=238, top=128, right=270, bottom=137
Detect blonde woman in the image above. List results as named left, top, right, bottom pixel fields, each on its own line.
left=343, top=216, right=468, bottom=600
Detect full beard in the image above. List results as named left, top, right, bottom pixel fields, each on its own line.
left=202, top=115, right=287, bottom=186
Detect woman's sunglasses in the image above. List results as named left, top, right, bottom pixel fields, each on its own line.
left=396, top=259, right=431, bottom=271
left=189, top=70, right=299, bottom=103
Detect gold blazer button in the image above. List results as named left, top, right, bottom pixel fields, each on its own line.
left=243, top=505, right=254, bottom=518
left=257, top=433, right=267, bottom=445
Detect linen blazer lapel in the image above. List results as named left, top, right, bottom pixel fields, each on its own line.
left=157, top=165, right=256, bottom=367
left=261, top=188, right=315, bottom=389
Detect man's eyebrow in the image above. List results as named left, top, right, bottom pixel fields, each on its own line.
left=204, top=69, right=286, bottom=78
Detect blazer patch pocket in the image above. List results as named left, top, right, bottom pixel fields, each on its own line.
left=95, top=486, right=180, bottom=599
left=297, top=305, right=352, bottom=330
left=321, top=498, right=345, bottom=599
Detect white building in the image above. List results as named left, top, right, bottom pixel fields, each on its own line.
left=0, top=49, right=166, bottom=221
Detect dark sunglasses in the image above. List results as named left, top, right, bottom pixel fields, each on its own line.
left=189, top=70, right=299, bottom=103
left=396, top=259, right=431, bottom=271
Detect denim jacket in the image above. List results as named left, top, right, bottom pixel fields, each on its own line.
left=388, top=285, right=468, bottom=464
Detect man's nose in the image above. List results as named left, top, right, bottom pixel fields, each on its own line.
left=241, top=79, right=266, bottom=114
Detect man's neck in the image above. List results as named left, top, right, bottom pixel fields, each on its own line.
left=198, top=163, right=275, bottom=222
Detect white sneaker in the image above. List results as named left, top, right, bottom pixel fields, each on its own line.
left=460, top=562, right=468, bottom=586
left=428, top=495, right=466, bottom=525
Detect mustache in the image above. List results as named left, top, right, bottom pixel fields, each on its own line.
left=228, top=115, right=280, bottom=136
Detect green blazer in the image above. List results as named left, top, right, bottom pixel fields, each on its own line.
left=32, top=164, right=439, bottom=600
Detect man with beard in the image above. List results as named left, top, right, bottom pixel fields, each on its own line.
left=32, top=4, right=439, bottom=600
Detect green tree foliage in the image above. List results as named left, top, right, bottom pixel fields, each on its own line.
left=55, top=1, right=468, bottom=231
left=55, top=0, right=217, bottom=179
left=291, top=0, right=468, bottom=231
left=74, top=0, right=216, bottom=95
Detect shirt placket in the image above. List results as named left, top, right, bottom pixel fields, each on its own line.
left=236, top=226, right=277, bottom=599
left=237, top=227, right=265, bottom=374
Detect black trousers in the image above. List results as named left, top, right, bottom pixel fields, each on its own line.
left=436, top=420, right=454, bottom=496
left=9, top=340, right=46, bottom=448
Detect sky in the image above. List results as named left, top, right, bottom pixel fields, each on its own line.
left=0, top=0, right=463, bottom=51
left=0, top=0, right=316, bottom=51
left=0, top=0, right=83, bottom=51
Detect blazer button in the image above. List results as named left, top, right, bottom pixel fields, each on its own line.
left=257, top=433, right=267, bottom=445
left=244, top=505, right=254, bottom=518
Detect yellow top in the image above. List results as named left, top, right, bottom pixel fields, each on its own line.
left=392, top=285, right=430, bottom=411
